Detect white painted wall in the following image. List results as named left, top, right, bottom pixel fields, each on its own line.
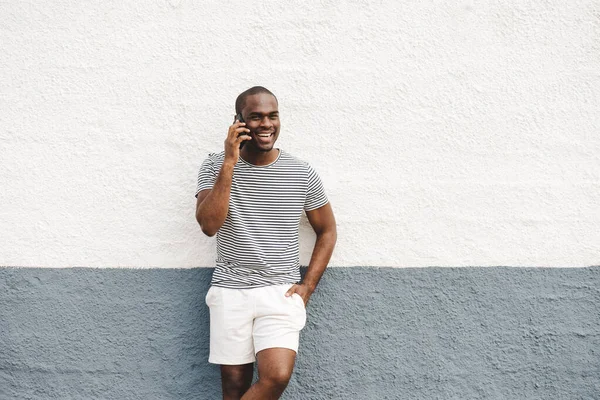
left=1, top=1, right=599, bottom=268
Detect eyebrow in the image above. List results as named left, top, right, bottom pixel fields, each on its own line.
left=247, top=111, right=279, bottom=116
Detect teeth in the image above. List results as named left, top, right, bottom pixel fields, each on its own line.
left=257, top=134, right=271, bottom=137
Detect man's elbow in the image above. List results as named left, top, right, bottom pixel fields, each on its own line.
left=201, top=227, right=217, bottom=237
left=318, top=225, right=337, bottom=242
left=198, top=220, right=217, bottom=237
left=196, top=214, right=217, bottom=237
left=199, top=221, right=217, bottom=237
left=328, top=228, right=338, bottom=244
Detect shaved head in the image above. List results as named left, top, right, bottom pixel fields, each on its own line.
left=235, top=86, right=278, bottom=115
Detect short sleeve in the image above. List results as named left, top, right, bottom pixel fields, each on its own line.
left=304, top=165, right=329, bottom=211
left=195, top=156, right=217, bottom=198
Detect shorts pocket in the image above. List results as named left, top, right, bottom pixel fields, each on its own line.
left=292, top=293, right=306, bottom=309
left=292, top=293, right=307, bottom=330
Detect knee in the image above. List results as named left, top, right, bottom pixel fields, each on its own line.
left=221, top=366, right=252, bottom=397
left=259, top=369, right=292, bottom=391
left=222, top=378, right=248, bottom=397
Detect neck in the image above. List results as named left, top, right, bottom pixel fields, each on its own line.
left=240, top=147, right=280, bottom=166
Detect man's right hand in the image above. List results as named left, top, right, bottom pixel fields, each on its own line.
left=224, top=120, right=251, bottom=165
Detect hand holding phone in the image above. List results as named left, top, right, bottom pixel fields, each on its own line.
left=234, top=114, right=249, bottom=136
left=225, top=114, right=251, bottom=160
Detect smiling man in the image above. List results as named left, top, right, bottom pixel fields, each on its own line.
left=195, top=86, right=337, bottom=400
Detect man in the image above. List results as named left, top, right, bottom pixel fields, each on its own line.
left=195, top=86, right=337, bottom=400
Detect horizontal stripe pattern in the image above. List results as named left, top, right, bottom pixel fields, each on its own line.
left=196, top=150, right=328, bottom=288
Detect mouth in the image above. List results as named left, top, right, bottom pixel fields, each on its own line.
left=254, top=131, right=275, bottom=144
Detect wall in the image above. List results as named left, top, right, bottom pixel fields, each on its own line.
left=1, top=1, right=599, bottom=399
left=2, top=267, right=599, bottom=399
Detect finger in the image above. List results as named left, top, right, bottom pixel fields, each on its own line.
left=228, top=126, right=248, bottom=140
left=234, top=136, right=252, bottom=147
left=234, top=129, right=251, bottom=138
left=285, top=285, right=298, bottom=297
left=229, top=121, right=246, bottom=132
left=234, top=131, right=252, bottom=142
left=232, top=126, right=249, bottom=134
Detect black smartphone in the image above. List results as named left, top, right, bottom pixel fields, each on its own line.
left=234, top=113, right=249, bottom=148
left=235, top=113, right=250, bottom=136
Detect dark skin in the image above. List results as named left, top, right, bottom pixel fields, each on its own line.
left=195, top=93, right=337, bottom=399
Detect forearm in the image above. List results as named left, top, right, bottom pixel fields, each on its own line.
left=196, top=162, right=235, bottom=236
left=302, top=228, right=337, bottom=291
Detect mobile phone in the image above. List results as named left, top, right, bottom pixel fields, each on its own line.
left=235, top=113, right=250, bottom=136
left=235, top=113, right=249, bottom=148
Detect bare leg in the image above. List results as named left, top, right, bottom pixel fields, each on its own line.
left=241, top=348, right=296, bottom=400
left=221, top=363, right=254, bottom=400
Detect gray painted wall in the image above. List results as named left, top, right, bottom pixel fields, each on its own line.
left=1, top=267, right=598, bottom=399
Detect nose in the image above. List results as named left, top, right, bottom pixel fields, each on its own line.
left=260, top=116, right=273, bottom=128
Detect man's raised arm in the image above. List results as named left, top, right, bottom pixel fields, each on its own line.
left=195, top=120, right=251, bottom=236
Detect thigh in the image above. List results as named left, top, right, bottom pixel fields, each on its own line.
left=206, top=286, right=256, bottom=365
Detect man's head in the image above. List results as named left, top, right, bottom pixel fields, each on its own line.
left=236, top=86, right=280, bottom=153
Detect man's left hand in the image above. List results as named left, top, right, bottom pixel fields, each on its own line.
left=285, top=283, right=314, bottom=307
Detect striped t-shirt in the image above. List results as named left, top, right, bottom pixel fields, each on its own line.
left=195, top=149, right=329, bottom=289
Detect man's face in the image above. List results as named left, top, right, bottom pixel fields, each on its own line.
left=241, top=93, right=280, bottom=152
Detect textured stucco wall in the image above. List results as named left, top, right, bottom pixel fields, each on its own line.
left=1, top=267, right=599, bottom=399
left=1, top=1, right=599, bottom=268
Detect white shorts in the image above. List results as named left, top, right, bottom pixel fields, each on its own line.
left=205, top=283, right=307, bottom=365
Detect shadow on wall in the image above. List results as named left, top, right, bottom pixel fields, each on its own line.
left=1, top=267, right=599, bottom=399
